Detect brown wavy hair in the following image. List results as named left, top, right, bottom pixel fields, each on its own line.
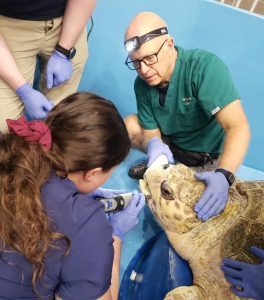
left=0, top=92, right=131, bottom=294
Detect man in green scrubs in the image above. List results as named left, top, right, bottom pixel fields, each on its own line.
left=124, top=12, right=250, bottom=221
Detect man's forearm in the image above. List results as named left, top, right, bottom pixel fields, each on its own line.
left=142, top=129, right=162, bottom=149
left=58, top=0, right=96, bottom=49
left=219, top=124, right=250, bottom=173
left=0, top=34, right=26, bottom=90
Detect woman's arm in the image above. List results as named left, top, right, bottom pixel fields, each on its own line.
left=110, top=237, right=121, bottom=299
left=0, top=33, right=26, bottom=90
left=99, top=192, right=145, bottom=300
left=98, top=237, right=122, bottom=300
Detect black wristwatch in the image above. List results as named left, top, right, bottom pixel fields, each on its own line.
left=215, top=168, right=235, bottom=186
left=55, top=43, right=76, bottom=59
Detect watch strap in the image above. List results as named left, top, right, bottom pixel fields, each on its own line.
left=215, top=168, right=235, bottom=186
left=55, top=43, right=76, bottom=59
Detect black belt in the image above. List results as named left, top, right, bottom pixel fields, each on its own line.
left=169, top=143, right=219, bottom=167
left=209, top=153, right=220, bottom=159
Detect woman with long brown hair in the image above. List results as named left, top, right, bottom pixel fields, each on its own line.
left=0, top=92, right=145, bottom=299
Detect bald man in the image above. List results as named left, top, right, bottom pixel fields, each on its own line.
left=124, top=12, right=250, bottom=221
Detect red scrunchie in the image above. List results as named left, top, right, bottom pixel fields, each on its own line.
left=6, top=116, right=52, bottom=150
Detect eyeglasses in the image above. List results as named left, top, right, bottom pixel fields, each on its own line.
left=125, top=39, right=168, bottom=70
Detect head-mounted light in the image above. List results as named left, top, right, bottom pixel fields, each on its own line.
left=124, top=27, right=168, bottom=53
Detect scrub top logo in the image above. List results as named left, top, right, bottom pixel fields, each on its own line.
left=212, top=107, right=220, bottom=115
left=182, top=97, right=192, bottom=105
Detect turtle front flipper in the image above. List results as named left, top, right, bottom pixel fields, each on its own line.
left=164, top=283, right=241, bottom=300
left=164, top=267, right=242, bottom=300
left=164, top=285, right=203, bottom=300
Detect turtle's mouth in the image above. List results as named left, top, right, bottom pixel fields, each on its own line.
left=139, top=179, right=155, bottom=212
left=145, top=194, right=152, bottom=204
left=146, top=195, right=156, bottom=214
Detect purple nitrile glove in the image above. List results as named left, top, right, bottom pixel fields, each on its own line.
left=147, top=137, right=174, bottom=167
left=46, top=50, right=73, bottom=89
left=108, top=190, right=145, bottom=241
left=222, top=246, right=264, bottom=300
left=16, top=83, right=53, bottom=120
left=194, top=171, right=229, bottom=221
left=88, top=188, right=128, bottom=200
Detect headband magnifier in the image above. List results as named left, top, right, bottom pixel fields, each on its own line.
left=124, top=27, right=168, bottom=53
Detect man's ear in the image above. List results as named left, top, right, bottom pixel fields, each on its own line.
left=83, top=167, right=103, bottom=181
left=167, top=36, right=174, bottom=47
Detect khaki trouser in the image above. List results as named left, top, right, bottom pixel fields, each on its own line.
left=0, top=15, right=88, bottom=132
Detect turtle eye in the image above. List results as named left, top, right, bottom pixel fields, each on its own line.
left=161, top=181, right=174, bottom=200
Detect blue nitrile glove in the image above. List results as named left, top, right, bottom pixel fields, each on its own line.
left=222, top=246, right=264, bottom=300
left=46, top=50, right=73, bottom=89
left=108, top=190, right=145, bottom=241
left=194, top=171, right=229, bottom=221
left=16, top=83, right=53, bottom=120
left=88, top=188, right=128, bottom=199
left=147, top=137, right=174, bottom=167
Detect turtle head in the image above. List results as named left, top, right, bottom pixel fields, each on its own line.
left=140, top=163, right=205, bottom=233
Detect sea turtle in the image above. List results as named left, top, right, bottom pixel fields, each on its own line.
left=139, top=162, right=264, bottom=300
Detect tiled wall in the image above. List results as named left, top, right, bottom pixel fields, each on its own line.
left=216, top=0, right=264, bottom=15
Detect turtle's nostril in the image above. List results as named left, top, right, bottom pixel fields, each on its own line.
left=162, top=164, right=170, bottom=170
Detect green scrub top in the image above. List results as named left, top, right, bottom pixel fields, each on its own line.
left=135, top=46, right=240, bottom=154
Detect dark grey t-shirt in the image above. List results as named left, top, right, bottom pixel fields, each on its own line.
left=0, top=0, right=66, bottom=20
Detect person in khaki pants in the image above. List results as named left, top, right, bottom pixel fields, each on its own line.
left=0, top=0, right=96, bottom=132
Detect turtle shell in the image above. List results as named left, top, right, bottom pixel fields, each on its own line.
left=221, top=181, right=264, bottom=264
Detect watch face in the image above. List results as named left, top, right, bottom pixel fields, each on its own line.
left=69, top=48, right=76, bottom=59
